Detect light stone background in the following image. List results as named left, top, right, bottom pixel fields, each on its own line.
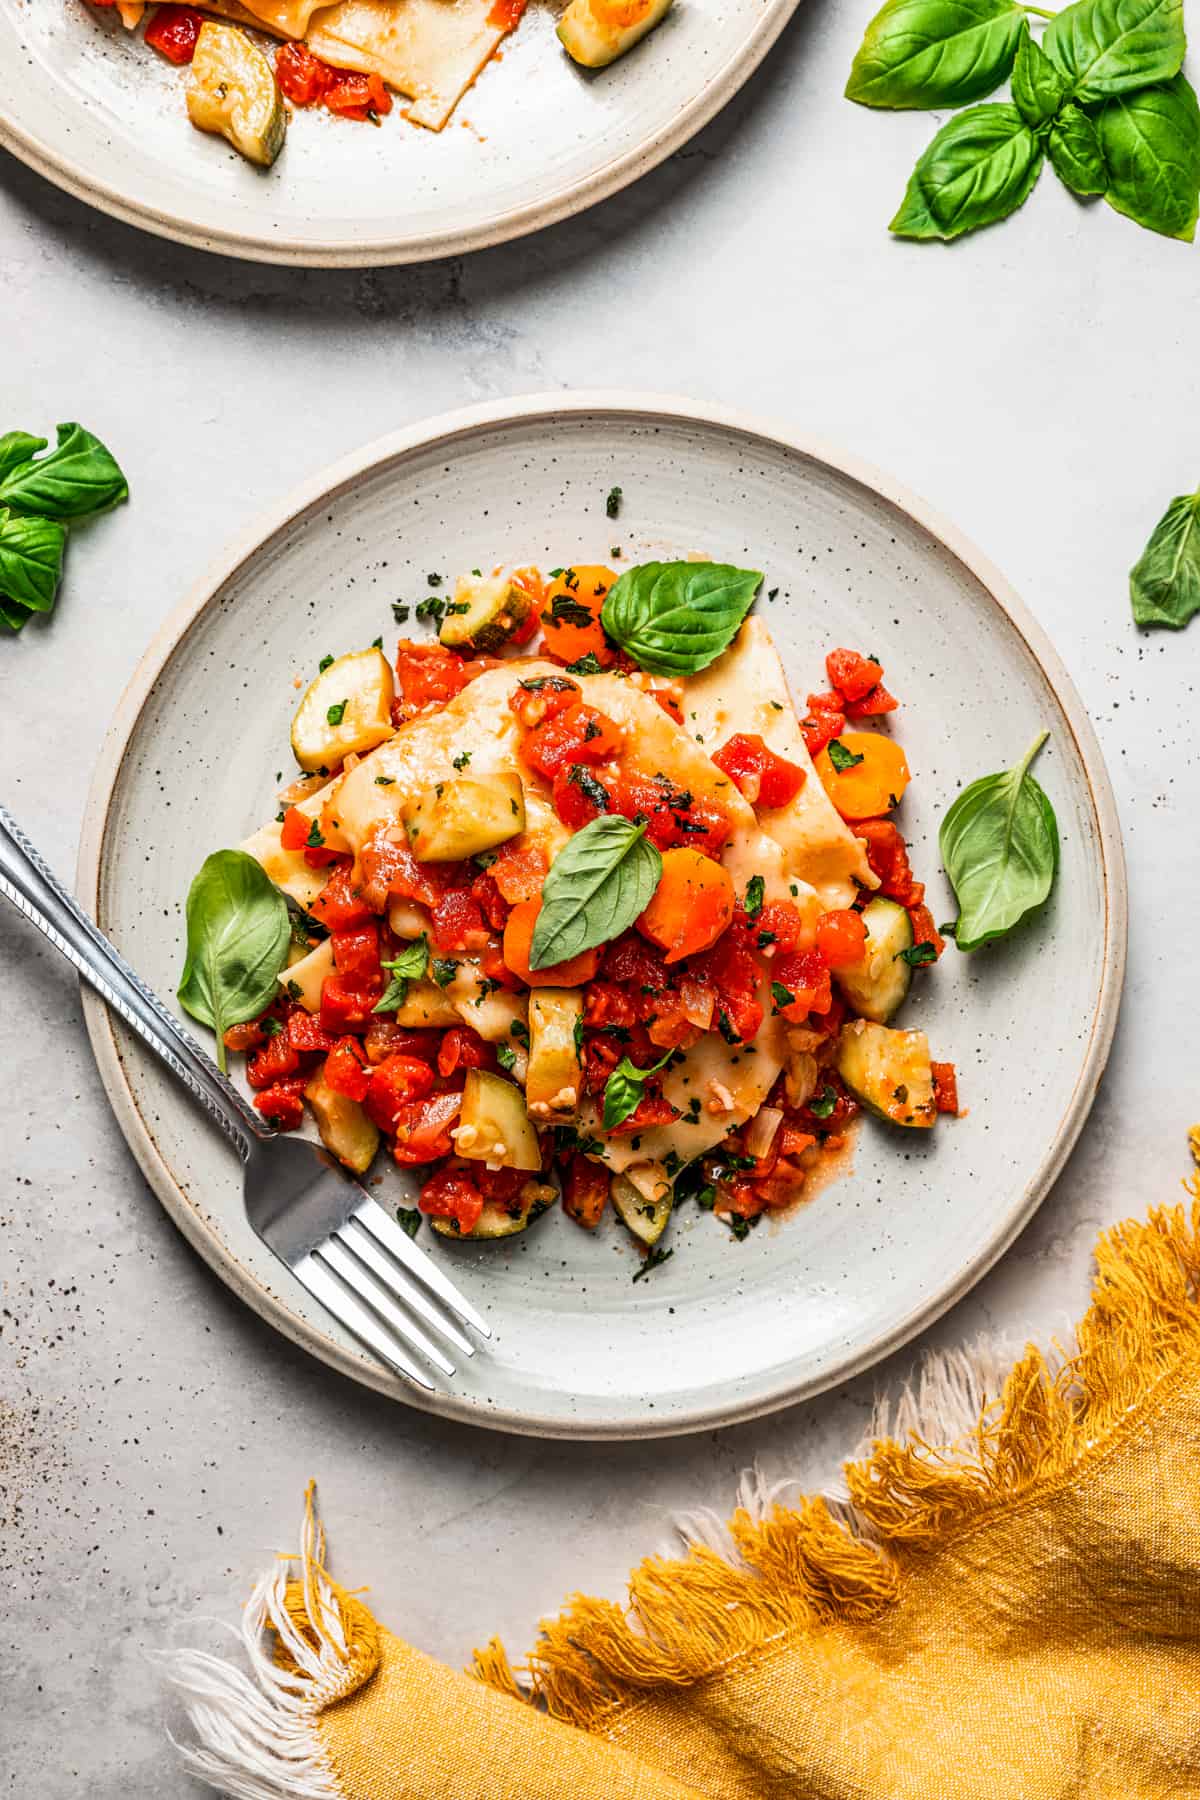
left=2, top=2, right=1199, bottom=1792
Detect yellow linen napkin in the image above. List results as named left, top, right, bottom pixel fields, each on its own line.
left=168, top=1188, right=1200, bottom=1800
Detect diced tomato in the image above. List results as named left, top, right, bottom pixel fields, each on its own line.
left=644, top=980, right=715, bottom=1050
left=488, top=838, right=548, bottom=904
left=391, top=1092, right=463, bottom=1165
left=605, top=1090, right=681, bottom=1136
left=395, top=642, right=469, bottom=711
left=363, top=1016, right=439, bottom=1066
left=712, top=734, right=806, bottom=809
left=815, top=908, right=868, bottom=968
left=583, top=981, right=640, bottom=1030
left=281, top=806, right=317, bottom=852
left=520, top=703, right=624, bottom=781
left=771, top=948, right=833, bottom=1022
left=430, top=889, right=490, bottom=955
left=845, top=684, right=899, bottom=721
left=324, top=1036, right=370, bottom=1102
left=907, top=902, right=946, bottom=960
left=855, top=820, right=924, bottom=908
left=331, top=923, right=382, bottom=996
left=691, top=933, right=763, bottom=1043
left=609, top=770, right=731, bottom=856
left=144, top=4, right=203, bottom=63
left=582, top=1027, right=655, bottom=1096
left=932, top=1061, right=960, bottom=1115
left=253, top=1086, right=305, bottom=1131
left=601, top=932, right=670, bottom=993
left=562, top=1155, right=610, bottom=1229
left=224, top=1016, right=269, bottom=1054
left=286, top=1011, right=337, bottom=1055
left=275, top=41, right=332, bottom=106
left=779, top=1124, right=818, bottom=1158
left=792, top=1077, right=859, bottom=1135
left=358, top=829, right=447, bottom=912
left=551, top=762, right=614, bottom=832
left=469, top=869, right=510, bottom=932
left=507, top=676, right=580, bottom=730
left=418, top=1164, right=484, bottom=1235
left=309, top=865, right=375, bottom=932
left=801, top=692, right=847, bottom=759
left=749, top=901, right=806, bottom=955
left=479, top=937, right=524, bottom=993
left=826, top=648, right=884, bottom=704
left=323, top=68, right=392, bottom=121
left=247, top=1033, right=301, bottom=1090
left=365, top=1053, right=437, bottom=1131
left=437, top=1027, right=495, bottom=1078
left=319, top=973, right=376, bottom=1036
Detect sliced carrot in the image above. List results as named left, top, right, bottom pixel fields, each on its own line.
left=636, top=847, right=734, bottom=964
left=540, top=565, right=617, bottom=668
left=814, top=732, right=910, bottom=822
left=502, top=897, right=600, bottom=988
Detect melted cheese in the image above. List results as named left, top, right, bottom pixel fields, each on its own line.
left=684, top=620, right=878, bottom=909
left=210, top=0, right=332, bottom=34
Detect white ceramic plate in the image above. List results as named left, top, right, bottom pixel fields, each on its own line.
left=0, top=0, right=800, bottom=264
left=79, top=394, right=1126, bottom=1439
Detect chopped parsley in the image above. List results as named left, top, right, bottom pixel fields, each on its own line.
left=573, top=1012, right=584, bottom=1057
left=828, top=738, right=865, bottom=772
left=510, top=1018, right=530, bottom=1046
left=496, top=1043, right=518, bottom=1072
left=568, top=765, right=611, bottom=812
left=397, top=1207, right=423, bottom=1239
left=632, top=1244, right=673, bottom=1283
left=898, top=942, right=938, bottom=967
left=371, top=636, right=383, bottom=650
left=374, top=775, right=395, bottom=786
left=426, top=572, right=443, bottom=588
left=565, top=652, right=603, bottom=675
left=605, top=485, right=623, bottom=519
left=743, top=874, right=765, bottom=917
left=808, top=1084, right=838, bottom=1120
left=391, top=601, right=410, bottom=623
left=550, top=593, right=593, bottom=629
left=452, top=751, right=472, bottom=771
left=318, top=654, right=335, bottom=673
left=305, top=818, right=325, bottom=849
left=431, top=958, right=458, bottom=987
left=261, top=1017, right=283, bottom=1038
left=519, top=675, right=575, bottom=693
left=326, top=700, right=348, bottom=726
left=770, top=980, right=795, bottom=1013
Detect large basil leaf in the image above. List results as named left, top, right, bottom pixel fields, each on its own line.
left=0, top=597, right=33, bottom=633
left=599, top=561, right=762, bottom=676
left=0, top=508, right=67, bottom=612
left=846, top=0, right=1027, bottom=109
left=1047, top=103, right=1109, bottom=192
left=1129, top=487, right=1200, bottom=626
left=890, top=104, right=1043, bottom=239
left=939, top=733, right=1059, bottom=951
left=1095, top=73, right=1200, bottom=238
left=0, top=432, right=46, bottom=484
left=531, top=816, right=662, bottom=970
left=1012, top=33, right=1070, bottom=127
left=178, top=850, right=292, bottom=1072
left=1043, top=0, right=1184, bottom=102
left=0, top=421, right=129, bottom=520
left=603, top=1050, right=674, bottom=1131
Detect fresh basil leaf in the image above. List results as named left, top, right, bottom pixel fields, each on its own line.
left=0, top=509, right=67, bottom=612
left=373, top=934, right=429, bottom=1013
left=1043, top=0, right=1184, bottom=100
left=1012, top=33, right=1070, bottom=127
left=178, top=850, right=291, bottom=1072
left=1095, top=73, right=1200, bottom=239
left=743, top=873, right=765, bottom=916
left=600, top=561, right=762, bottom=676
left=0, top=422, right=128, bottom=520
left=846, top=0, right=1027, bottom=109
left=891, top=104, right=1044, bottom=240
left=939, top=732, right=1059, bottom=951
left=1129, top=487, right=1200, bottom=626
left=1047, top=103, right=1109, bottom=192
left=0, top=432, right=47, bottom=484
left=602, top=1050, right=673, bottom=1131
left=531, top=816, right=662, bottom=970
left=0, top=597, right=33, bottom=632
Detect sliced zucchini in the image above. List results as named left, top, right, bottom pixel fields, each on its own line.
left=525, top=988, right=584, bottom=1118
left=432, top=1177, right=557, bottom=1240
left=280, top=935, right=334, bottom=1012
left=439, top=574, right=533, bottom=654
left=837, top=1020, right=935, bottom=1129
left=304, top=1068, right=380, bottom=1174
left=386, top=979, right=462, bottom=1029
left=557, top=0, right=674, bottom=67
left=403, top=773, right=526, bottom=863
left=834, top=898, right=913, bottom=1025
left=240, top=821, right=329, bottom=910
left=291, top=648, right=394, bottom=774
left=186, top=24, right=287, bottom=169
left=453, top=1069, right=542, bottom=1171
left=611, top=1171, right=673, bottom=1246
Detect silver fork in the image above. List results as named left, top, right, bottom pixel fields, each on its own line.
left=0, top=803, right=490, bottom=1391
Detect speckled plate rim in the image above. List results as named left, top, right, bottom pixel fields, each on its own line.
left=77, top=392, right=1127, bottom=1440
left=0, top=0, right=802, bottom=267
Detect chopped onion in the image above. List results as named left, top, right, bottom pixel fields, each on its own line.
left=785, top=1051, right=818, bottom=1109
left=680, top=976, right=715, bottom=1031
left=744, top=1105, right=783, bottom=1161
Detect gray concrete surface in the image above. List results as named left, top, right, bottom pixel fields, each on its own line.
left=3, top=1, right=1199, bottom=1791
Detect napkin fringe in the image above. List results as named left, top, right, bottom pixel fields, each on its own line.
left=478, top=1197, right=1200, bottom=1732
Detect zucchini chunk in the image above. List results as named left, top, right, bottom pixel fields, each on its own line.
left=304, top=1067, right=380, bottom=1174
left=525, top=988, right=584, bottom=1118
left=439, top=574, right=533, bottom=654
left=557, top=0, right=674, bottom=67
left=403, top=773, right=526, bottom=862
left=611, top=1171, right=672, bottom=1246
left=385, top=979, right=462, bottom=1029
left=432, top=1177, right=557, bottom=1240
left=186, top=24, right=287, bottom=168
left=834, top=897, right=914, bottom=1024
left=453, top=1070, right=542, bottom=1171
left=291, top=648, right=395, bottom=774
left=837, top=1020, right=936, bottom=1129
left=281, top=935, right=334, bottom=1012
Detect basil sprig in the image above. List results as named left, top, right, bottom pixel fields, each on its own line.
left=1129, top=484, right=1200, bottom=627
left=178, top=851, right=292, bottom=1072
left=374, top=936, right=430, bottom=1014
left=531, top=816, right=663, bottom=970
left=939, top=733, right=1059, bottom=951
left=0, top=422, right=128, bottom=633
left=849, top=0, right=1200, bottom=242
left=600, top=561, right=762, bottom=676
left=603, top=1050, right=674, bottom=1130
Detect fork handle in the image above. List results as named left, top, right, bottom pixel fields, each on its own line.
left=0, top=803, right=267, bottom=1162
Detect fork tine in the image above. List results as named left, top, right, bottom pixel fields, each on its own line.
left=291, top=1253, right=436, bottom=1391
left=317, top=1239, right=456, bottom=1377
left=353, top=1196, right=492, bottom=1338
left=337, top=1219, right=474, bottom=1359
